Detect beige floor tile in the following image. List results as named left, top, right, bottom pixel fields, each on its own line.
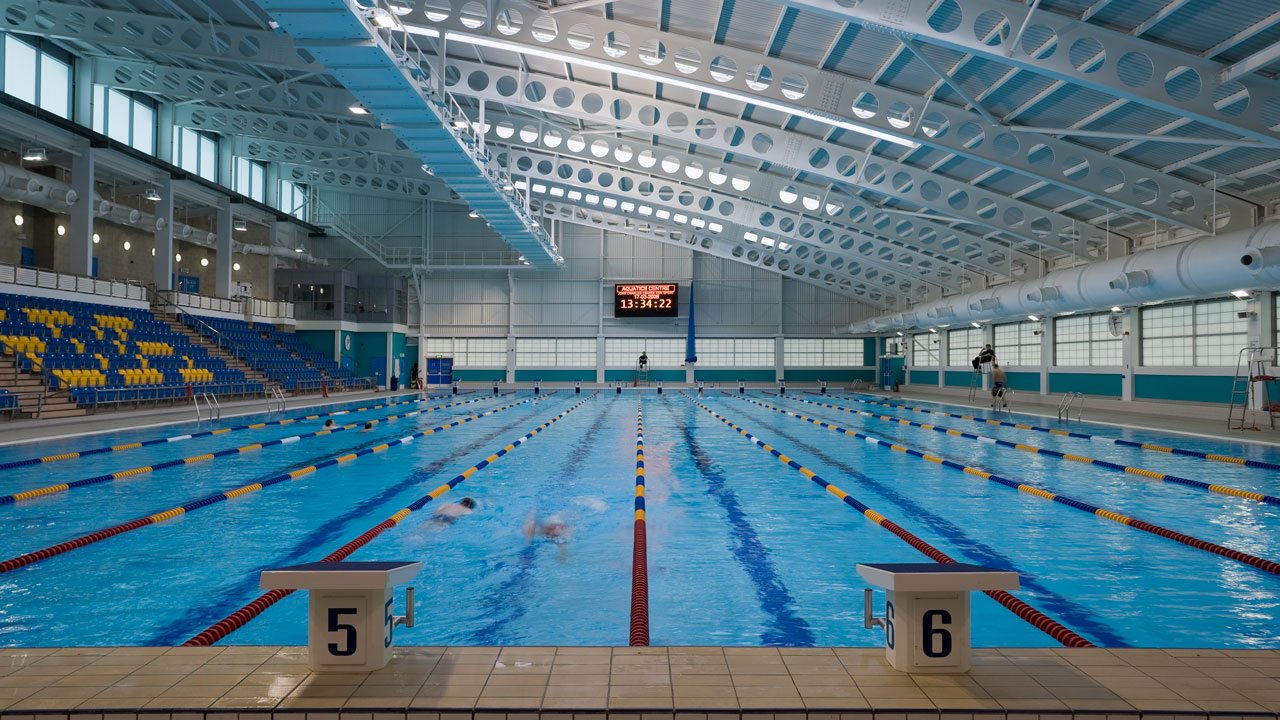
left=278, top=696, right=366, bottom=709
left=794, top=686, right=864, bottom=699
left=611, top=673, right=672, bottom=685
left=540, top=697, right=609, bottom=710
left=343, top=695, right=414, bottom=708
left=409, top=696, right=480, bottom=708
left=671, top=675, right=734, bottom=687
left=669, top=697, right=739, bottom=710
left=609, top=697, right=676, bottom=710
left=544, top=685, right=610, bottom=698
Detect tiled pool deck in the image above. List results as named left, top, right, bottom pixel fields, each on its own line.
left=2, top=647, right=1278, bottom=719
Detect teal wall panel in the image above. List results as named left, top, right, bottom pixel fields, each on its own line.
left=515, top=369, right=595, bottom=382
left=863, top=338, right=875, bottom=367
left=1049, top=372, right=1123, bottom=397
left=296, top=330, right=335, bottom=359
left=784, top=369, right=875, bottom=382
left=338, top=330, right=356, bottom=370
left=694, top=369, right=775, bottom=382
left=944, top=370, right=973, bottom=387
left=455, top=369, right=504, bottom=382
left=353, top=332, right=387, bottom=384
left=909, top=370, right=939, bottom=385
left=1134, top=374, right=1232, bottom=403
left=1004, top=371, right=1040, bottom=392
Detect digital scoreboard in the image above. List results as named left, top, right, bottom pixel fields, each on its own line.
left=615, top=283, right=678, bottom=317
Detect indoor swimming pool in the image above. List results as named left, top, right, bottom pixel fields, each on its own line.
left=0, top=390, right=1277, bottom=650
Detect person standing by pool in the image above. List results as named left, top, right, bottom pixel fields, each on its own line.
left=991, top=362, right=1008, bottom=407
left=638, top=351, right=648, bottom=369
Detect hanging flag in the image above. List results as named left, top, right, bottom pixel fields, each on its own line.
left=685, top=283, right=698, bottom=365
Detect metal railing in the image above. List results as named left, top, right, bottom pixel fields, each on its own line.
left=157, top=289, right=294, bottom=321
left=266, top=386, right=286, bottom=414
left=194, top=392, right=222, bottom=422
left=1057, top=392, right=1084, bottom=422
left=0, top=390, right=45, bottom=419
left=152, top=290, right=254, bottom=366
left=0, top=263, right=147, bottom=303
left=87, top=381, right=263, bottom=413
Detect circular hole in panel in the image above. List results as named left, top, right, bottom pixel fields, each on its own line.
left=537, top=159, right=553, bottom=175
left=496, top=120, right=515, bottom=139
left=732, top=246, right=744, bottom=257
left=521, top=81, right=548, bottom=104
left=637, top=105, right=659, bottom=125
left=1027, top=143, right=1054, bottom=168
left=580, top=92, right=603, bottom=114
left=467, top=70, right=489, bottom=91
left=1062, top=155, right=1089, bottom=181
left=685, top=162, right=704, bottom=179
left=947, top=189, right=969, bottom=210
left=863, top=163, right=886, bottom=184
left=637, top=149, right=657, bottom=168
left=444, top=65, right=461, bottom=86
left=530, top=14, right=558, bottom=42
left=496, top=8, right=523, bottom=34
left=780, top=73, right=808, bottom=100
left=731, top=175, right=750, bottom=191
left=779, top=186, right=799, bottom=203
left=975, top=198, right=997, bottom=219
left=1003, top=207, right=1025, bottom=227
left=422, top=0, right=449, bottom=22
left=590, top=139, right=609, bottom=157
left=746, top=64, right=772, bottom=91
left=661, top=156, right=680, bottom=173
left=919, top=111, right=949, bottom=138
left=637, top=180, right=653, bottom=196
left=566, top=134, right=586, bottom=152
left=760, top=211, right=775, bottom=227
left=618, top=177, right=634, bottom=192
left=543, top=128, right=563, bottom=148
left=708, top=167, right=727, bottom=185
left=1098, top=166, right=1124, bottom=193
left=238, top=35, right=260, bottom=57
left=973, top=10, right=1010, bottom=46
left=1167, top=189, right=1195, bottom=214
left=928, top=0, right=962, bottom=33
left=519, top=125, right=538, bottom=143
left=638, top=39, right=665, bottom=65
left=694, top=117, right=716, bottom=138
left=678, top=190, right=694, bottom=206
left=566, top=22, right=593, bottom=50
left=459, top=1, right=486, bottom=29
left=1133, top=177, right=1158, bottom=205
left=851, top=92, right=878, bottom=119
left=1261, top=96, right=1280, bottom=129
left=611, top=98, right=632, bottom=119
left=578, top=168, right=593, bottom=183
left=1165, top=66, right=1201, bottom=101
left=667, top=111, right=689, bottom=132
left=495, top=75, right=518, bottom=96
left=891, top=172, right=914, bottom=194
left=1117, top=51, right=1153, bottom=87
left=709, top=55, right=737, bottom=82
left=957, top=122, right=985, bottom=147
left=836, top=155, right=858, bottom=177
left=809, top=147, right=830, bottom=169
left=658, top=186, right=674, bottom=202
left=674, top=47, right=702, bottom=74
left=724, top=125, right=745, bottom=146
left=1065, top=37, right=1104, bottom=74
left=1212, top=80, right=1249, bottom=116
left=553, top=86, right=575, bottom=108
left=885, top=101, right=913, bottom=129
left=992, top=132, right=1018, bottom=156
left=1030, top=217, right=1051, bottom=238
left=604, top=30, right=630, bottom=57
left=598, top=172, right=613, bottom=187
left=718, top=200, right=735, bottom=215
left=751, top=132, right=774, bottom=153
left=802, top=193, right=820, bottom=211
left=1020, top=24, right=1057, bottom=58
left=614, top=144, right=634, bottom=162
left=698, top=196, right=713, bottom=211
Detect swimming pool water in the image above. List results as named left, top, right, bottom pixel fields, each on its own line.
left=0, top=390, right=1277, bottom=648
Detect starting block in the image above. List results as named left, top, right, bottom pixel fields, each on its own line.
left=858, top=562, right=1019, bottom=673
left=261, top=561, right=421, bottom=672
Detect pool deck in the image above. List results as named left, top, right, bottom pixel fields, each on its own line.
left=2, top=646, right=1278, bottom=719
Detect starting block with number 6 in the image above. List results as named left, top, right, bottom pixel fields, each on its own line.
left=857, top=563, right=1019, bottom=674
left=261, top=561, right=422, bottom=672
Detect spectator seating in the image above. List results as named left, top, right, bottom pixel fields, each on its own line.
left=184, top=316, right=357, bottom=391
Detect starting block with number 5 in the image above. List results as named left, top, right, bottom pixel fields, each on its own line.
left=261, top=561, right=421, bottom=672
left=857, top=562, right=1019, bottom=673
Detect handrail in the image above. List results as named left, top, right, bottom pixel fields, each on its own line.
left=151, top=288, right=248, bottom=365
left=1057, top=392, right=1084, bottom=422
left=0, top=389, right=45, bottom=419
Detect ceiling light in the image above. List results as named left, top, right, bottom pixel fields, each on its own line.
left=369, top=8, right=395, bottom=27
left=502, top=183, right=513, bottom=191
left=144, top=187, right=161, bottom=202
left=295, top=246, right=305, bottom=253
left=404, top=26, right=920, bottom=149
left=1110, top=306, right=1122, bottom=312
left=233, top=219, right=248, bottom=231
left=1058, top=310, right=1074, bottom=316
left=1027, top=314, right=1040, bottom=321
left=468, top=210, right=479, bottom=218
left=56, top=225, right=65, bottom=236
left=92, top=233, right=100, bottom=244
left=1231, top=289, right=1251, bottom=299
left=122, top=241, right=131, bottom=251
left=348, top=104, right=369, bottom=115
left=896, top=331, right=904, bottom=337
left=200, top=258, right=209, bottom=267
left=928, top=328, right=937, bottom=333
left=12, top=215, right=22, bottom=227
left=970, top=321, right=981, bottom=328
left=233, top=262, right=241, bottom=271
left=175, top=253, right=182, bottom=262
left=452, top=119, right=469, bottom=129
left=151, top=248, right=156, bottom=256
left=22, top=147, right=46, bottom=162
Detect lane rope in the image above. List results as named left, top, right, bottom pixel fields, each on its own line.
left=0, top=395, right=495, bottom=505
left=0, top=392, right=475, bottom=471
left=629, top=396, right=649, bottom=647
left=183, top=393, right=597, bottom=646
left=785, top=395, right=1280, bottom=507
left=684, top=393, right=1094, bottom=648
left=731, top=393, right=1280, bottom=577
left=840, top=392, right=1280, bottom=472
left=0, top=396, right=543, bottom=574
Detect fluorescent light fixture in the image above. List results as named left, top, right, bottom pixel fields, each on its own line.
left=144, top=187, right=161, bottom=202
left=348, top=104, right=369, bottom=115
left=896, top=331, right=904, bottom=337
left=22, top=147, right=46, bottom=162
left=233, top=219, right=248, bottom=231
left=928, top=328, right=938, bottom=333
left=468, top=210, right=480, bottom=218
left=403, top=26, right=920, bottom=149
left=1110, top=306, right=1122, bottom=312
left=1231, top=289, right=1251, bottom=298
left=1059, top=310, right=1075, bottom=315
left=295, top=246, right=305, bottom=253
left=1027, top=314, right=1040, bottom=321
left=970, top=321, right=981, bottom=328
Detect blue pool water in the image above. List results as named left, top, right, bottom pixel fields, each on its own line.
left=0, top=389, right=1277, bottom=648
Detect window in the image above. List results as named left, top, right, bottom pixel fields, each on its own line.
left=234, top=158, right=267, bottom=202
left=993, top=321, right=1041, bottom=366
left=1055, top=313, right=1122, bottom=366
left=174, top=127, right=218, bottom=181
left=910, top=334, right=940, bottom=367
left=279, top=179, right=308, bottom=220
left=424, top=338, right=506, bottom=368
left=91, top=85, right=155, bottom=153
left=606, top=338, right=683, bottom=367
left=2, top=34, right=71, bottom=119
left=947, top=328, right=983, bottom=366
left=516, top=338, right=595, bottom=367
left=783, top=338, right=863, bottom=366
left=696, top=338, right=774, bottom=367
left=1142, top=299, right=1247, bottom=367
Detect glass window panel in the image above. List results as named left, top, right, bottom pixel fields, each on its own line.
left=92, top=84, right=105, bottom=132
left=4, top=36, right=38, bottom=104
left=107, top=89, right=131, bottom=144
left=180, top=128, right=199, bottom=174
left=39, top=54, right=69, bottom=118
left=131, top=102, right=153, bottom=153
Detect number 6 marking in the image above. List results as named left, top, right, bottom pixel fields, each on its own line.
left=922, top=609, right=952, bottom=658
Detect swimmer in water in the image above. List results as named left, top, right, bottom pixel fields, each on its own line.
left=523, top=511, right=570, bottom=543
left=324, top=419, right=335, bottom=428
left=361, top=421, right=374, bottom=432
left=430, top=497, right=476, bottom=525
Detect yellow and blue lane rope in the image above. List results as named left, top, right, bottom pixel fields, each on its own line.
left=731, top=394, right=1280, bottom=577
left=0, top=395, right=492, bottom=505
left=0, top=395, right=544, bottom=575
left=630, top=397, right=649, bottom=647
left=835, top=392, right=1280, bottom=471
left=785, top=395, right=1280, bottom=507
left=184, top=393, right=598, bottom=646
left=681, top=393, right=1094, bottom=648
left=0, top=392, right=460, bottom=471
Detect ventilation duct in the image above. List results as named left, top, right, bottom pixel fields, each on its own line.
left=845, top=218, right=1280, bottom=334
left=0, top=164, right=78, bottom=208
left=969, top=297, right=1000, bottom=312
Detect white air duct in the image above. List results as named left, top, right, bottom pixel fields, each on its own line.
left=235, top=242, right=328, bottom=266
left=845, top=218, right=1280, bottom=334
left=0, top=164, right=79, bottom=208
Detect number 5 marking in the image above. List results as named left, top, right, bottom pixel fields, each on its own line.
left=327, top=608, right=358, bottom=657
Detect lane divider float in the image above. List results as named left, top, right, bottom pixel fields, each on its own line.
left=0, top=396, right=544, bottom=574
left=0, top=396, right=495, bottom=505
left=785, top=395, right=1280, bottom=507
left=0, top=392, right=468, bottom=471
left=842, top=393, right=1280, bottom=471
left=730, top=394, right=1280, bottom=577
left=630, top=397, right=649, bottom=647
left=183, top=393, right=597, bottom=646
left=684, top=393, right=1094, bottom=648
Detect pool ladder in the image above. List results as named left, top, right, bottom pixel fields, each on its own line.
left=265, top=387, right=286, bottom=414
left=1057, top=392, right=1084, bottom=422
left=194, top=392, right=222, bottom=422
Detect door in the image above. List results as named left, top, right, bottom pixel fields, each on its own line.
left=371, top=356, right=386, bottom=387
